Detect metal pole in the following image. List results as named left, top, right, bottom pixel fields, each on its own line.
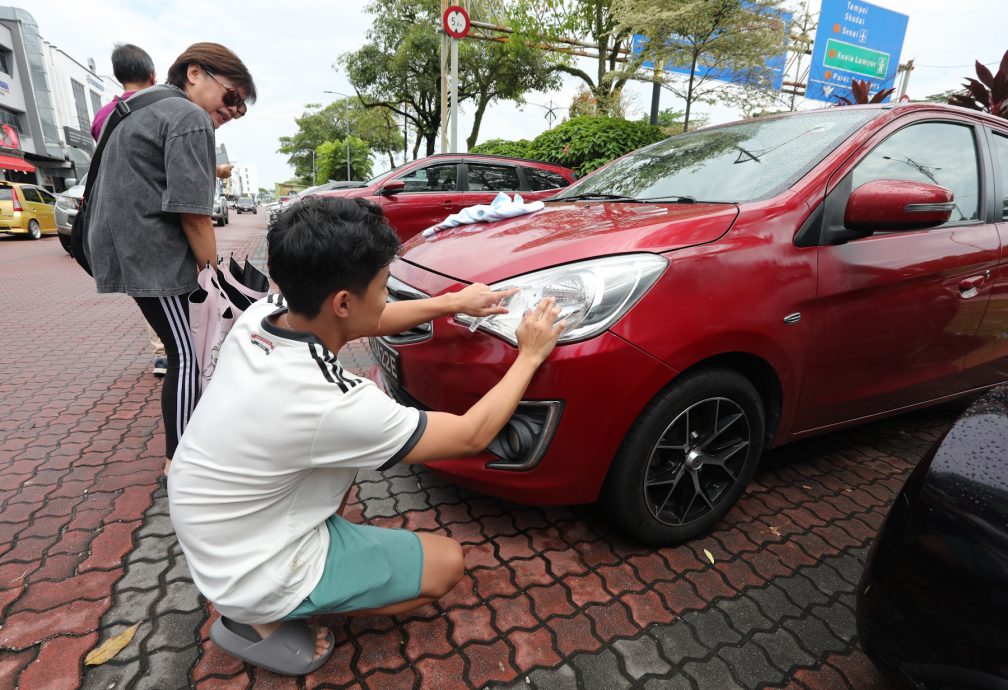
left=403, top=104, right=408, bottom=163
left=649, top=71, right=661, bottom=125
left=344, top=101, right=351, bottom=180
left=440, top=0, right=449, bottom=153
left=450, top=37, right=459, bottom=152
left=897, top=59, right=914, bottom=101
left=311, top=150, right=316, bottom=185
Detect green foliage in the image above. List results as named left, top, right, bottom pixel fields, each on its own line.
left=277, top=99, right=402, bottom=184
left=469, top=138, right=534, bottom=158
left=508, top=0, right=633, bottom=114
left=341, top=0, right=563, bottom=156
left=526, top=116, right=667, bottom=176
left=614, top=0, right=790, bottom=131
left=316, top=136, right=372, bottom=182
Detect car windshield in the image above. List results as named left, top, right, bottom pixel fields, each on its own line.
left=366, top=163, right=409, bottom=186
left=553, top=108, right=880, bottom=204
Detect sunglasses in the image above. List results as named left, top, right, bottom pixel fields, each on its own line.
left=202, top=66, right=247, bottom=118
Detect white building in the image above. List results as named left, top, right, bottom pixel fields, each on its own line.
left=0, top=6, right=117, bottom=189
left=233, top=162, right=259, bottom=200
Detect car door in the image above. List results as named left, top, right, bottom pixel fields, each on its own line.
left=460, top=161, right=522, bottom=207
left=795, top=117, right=1000, bottom=431
left=19, top=186, right=45, bottom=228
left=35, top=187, right=58, bottom=231
left=962, top=127, right=1008, bottom=387
left=379, top=161, right=461, bottom=240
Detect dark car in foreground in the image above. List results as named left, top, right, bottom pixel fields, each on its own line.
left=317, top=153, right=576, bottom=241
left=857, top=385, right=1008, bottom=689
left=370, top=103, right=1008, bottom=544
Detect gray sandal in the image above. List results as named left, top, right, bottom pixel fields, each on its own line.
left=209, top=616, right=334, bottom=676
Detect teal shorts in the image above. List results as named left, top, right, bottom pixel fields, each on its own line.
left=282, top=515, right=423, bottom=619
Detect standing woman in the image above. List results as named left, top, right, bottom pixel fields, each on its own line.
left=87, top=43, right=256, bottom=475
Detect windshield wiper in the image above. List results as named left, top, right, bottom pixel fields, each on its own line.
left=551, top=192, right=642, bottom=202
left=635, top=195, right=696, bottom=203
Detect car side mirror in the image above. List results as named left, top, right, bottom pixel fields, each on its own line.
left=845, top=179, right=954, bottom=233
left=380, top=180, right=406, bottom=196
left=64, top=178, right=78, bottom=187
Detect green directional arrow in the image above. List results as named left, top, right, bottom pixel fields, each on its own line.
left=823, top=38, right=889, bottom=79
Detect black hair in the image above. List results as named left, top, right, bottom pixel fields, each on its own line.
left=111, top=43, right=155, bottom=86
left=267, top=196, right=401, bottom=317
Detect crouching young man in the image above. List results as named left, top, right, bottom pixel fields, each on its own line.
left=167, top=196, right=563, bottom=676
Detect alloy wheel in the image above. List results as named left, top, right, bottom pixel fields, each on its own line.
left=642, top=396, right=751, bottom=526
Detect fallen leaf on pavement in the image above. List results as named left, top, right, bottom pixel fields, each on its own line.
left=704, top=548, right=715, bottom=564
left=85, top=623, right=140, bottom=665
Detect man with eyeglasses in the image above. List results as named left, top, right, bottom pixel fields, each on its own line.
left=86, top=43, right=256, bottom=479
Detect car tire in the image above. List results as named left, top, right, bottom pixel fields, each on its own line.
left=215, top=217, right=223, bottom=227
left=600, top=368, right=765, bottom=545
left=28, top=219, right=42, bottom=240
left=253, top=209, right=257, bottom=214
left=58, top=233, right=72, bottom=254
left=224, top=213, right=229, bottom=226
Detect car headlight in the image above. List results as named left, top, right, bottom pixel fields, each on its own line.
left=455, top=254, right=667, bottom=345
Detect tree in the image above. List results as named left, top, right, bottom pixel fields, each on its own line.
left=614, top=0, right=790, bottom=132
left=315, top=137, right=373, bottom=183
left=277, top=99, right=403, bottom=184
left=342, top=0, right=562, bottom=156
left=510, top=0, right=635, bottom=116
left=636, top=106, right=708, bottom=133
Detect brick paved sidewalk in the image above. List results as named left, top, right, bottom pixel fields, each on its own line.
left=0, top=220, right=963, bottom=689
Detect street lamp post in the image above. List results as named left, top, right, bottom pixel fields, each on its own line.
left=323, top=90, right=352, bottom=181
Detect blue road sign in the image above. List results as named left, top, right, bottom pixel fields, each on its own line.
left=630, top=5, right=792, bottom=92
left=806, top=0, right=908, bottom=103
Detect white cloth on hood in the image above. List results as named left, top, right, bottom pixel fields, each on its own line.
left=422, top=192, right=545, bottom=237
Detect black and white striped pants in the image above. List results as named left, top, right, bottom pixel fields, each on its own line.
left=134, top=295, right=200, bottom=459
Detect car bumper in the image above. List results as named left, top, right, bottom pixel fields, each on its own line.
left=372, top=265, right=675, bottom=506
left=0, top=214, right=28, bottom=231
left=55, top=207, right=77, bottom=236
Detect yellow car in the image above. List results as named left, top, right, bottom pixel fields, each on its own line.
left=0, top=181, right=58, bottom=240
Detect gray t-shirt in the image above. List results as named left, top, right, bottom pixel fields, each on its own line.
left=87, top=85, right=216, bottom=297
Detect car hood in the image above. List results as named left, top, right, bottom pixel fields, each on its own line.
left=318, top=186, right=376, bottom=199
left=61, top=183, right=85, bottom=201
left=398, top=201, right=739, bottom=283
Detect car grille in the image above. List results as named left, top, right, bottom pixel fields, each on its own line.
left=383, top=275, right=432, bottom=345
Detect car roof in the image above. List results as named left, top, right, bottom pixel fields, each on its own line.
left=422, top=152, right=575, bottom=175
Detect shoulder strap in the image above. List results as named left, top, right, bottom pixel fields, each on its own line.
left=84, top=88, right=187, bottom=202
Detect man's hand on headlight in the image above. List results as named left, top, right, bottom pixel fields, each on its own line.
left=516, top=297, right=564, bottom=365
left=452, top=283, right=519, bottom=318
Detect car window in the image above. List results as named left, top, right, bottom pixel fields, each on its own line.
left=0, top=187, right=11, bottom=201
left=398, top=163, right=458, bottom=192
left=524, top=167, right=570, bottom=191
left=992, top=133, right=1008, bottom=220
left=850, top=122, right=980, bottom=223
left=37, top=189, right=56, bottom=205
left=555, top=109, right=877, bottom=203
left=20, top=187, right=42, bottom=203
left=467, top=163, right=520, bottom=191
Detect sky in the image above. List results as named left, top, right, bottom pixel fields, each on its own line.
left=25, top=0, right=1008, bottom=189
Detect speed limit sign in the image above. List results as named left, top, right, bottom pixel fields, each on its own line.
left=443, top=5, right=470, bottom=39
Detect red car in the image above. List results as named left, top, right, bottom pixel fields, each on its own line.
left=370, top=103, right=1008, bottom=544
left=317, top=153, right=576, bottom=241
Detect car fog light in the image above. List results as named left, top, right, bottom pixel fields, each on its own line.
left=487, top=401, right=563, bottom=470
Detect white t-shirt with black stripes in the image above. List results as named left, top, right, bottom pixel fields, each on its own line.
left=168, top=294, right=426, bottom=624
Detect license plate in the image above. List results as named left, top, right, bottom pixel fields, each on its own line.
left=369, top=337, right=400, bottom=386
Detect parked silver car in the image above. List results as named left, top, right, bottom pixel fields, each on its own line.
left=55, top=177, right=84, bottom=255
left=211, top=194, right=229, bottom=226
